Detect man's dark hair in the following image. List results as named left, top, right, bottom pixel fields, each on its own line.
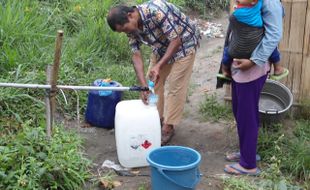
left=107, top=5, right=135, bottom=31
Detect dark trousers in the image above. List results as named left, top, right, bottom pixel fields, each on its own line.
left=231, top=74, right=267, bottom=169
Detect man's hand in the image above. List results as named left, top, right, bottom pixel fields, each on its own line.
left=232, top=58, right=255, bottom=71
left=140, top=91, right=149, bottom=105
left=148, top=37, right=181, bottom=83
left=149, top=64, right=161, bottom=84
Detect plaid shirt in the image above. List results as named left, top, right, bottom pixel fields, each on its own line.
left=128, top=0, right=200, bottom=63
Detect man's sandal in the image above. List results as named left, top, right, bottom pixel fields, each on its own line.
left=161, top=128, right=175, bottom=146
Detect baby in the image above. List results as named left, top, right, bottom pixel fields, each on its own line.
left=219, top=0, right=288, bottom=80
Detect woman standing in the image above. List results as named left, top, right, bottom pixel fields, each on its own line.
left=223, top=0, right=284, bottom=175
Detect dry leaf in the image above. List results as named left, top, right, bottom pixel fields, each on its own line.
left=112, top=180, right=122, bottom=187
left=100, top=179, right=113, bottom=189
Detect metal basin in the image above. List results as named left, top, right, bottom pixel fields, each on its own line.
left=259, top=79, right=293, bottom=124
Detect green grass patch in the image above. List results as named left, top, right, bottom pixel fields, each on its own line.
left=223, top=177, right=304, bottom=190
left=0, top=0, right=139, bottom=121
left=0, top=121, right=91, bottom=189
left=199, top=94, right=233, bottom=121
left=258, top=121, right=310, bottom=188
left=223, top=177, right=256, bottom=190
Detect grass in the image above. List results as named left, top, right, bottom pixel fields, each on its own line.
left=133, top=0, right=229, bottom=18
left=297, top=99, right=310, bottom=119
left=0, top=121, right=91, bottom=189
left=223, top=177, right=256, bottom=190
left=199, top=94, right=233, bottom=121
left=258, top=121, right=310, bottom=182
left=0, top=0, right=138, bottom=121
left=223, top=177, right=305, bottom=190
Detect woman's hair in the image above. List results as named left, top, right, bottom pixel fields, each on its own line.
left=107, top=6, right=135, bottom=31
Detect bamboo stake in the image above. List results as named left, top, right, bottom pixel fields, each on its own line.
left=49, top=30, right=64, bottom=132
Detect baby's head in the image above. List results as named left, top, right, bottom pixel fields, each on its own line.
left=236, top=0, right=258, bottom=6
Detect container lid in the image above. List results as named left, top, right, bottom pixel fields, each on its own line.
left=91, top=79, right=121, bottom=96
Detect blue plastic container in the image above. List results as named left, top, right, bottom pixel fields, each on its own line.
left=147, top=146, right=201, bottom=190
left=85, top=80, right=122, bottom=129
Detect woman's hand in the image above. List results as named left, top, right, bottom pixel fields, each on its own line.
left=232, top=59, right=255, bottom=71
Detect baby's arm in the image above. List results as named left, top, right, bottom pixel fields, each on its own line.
left=250, top=0, right=283, bottom=66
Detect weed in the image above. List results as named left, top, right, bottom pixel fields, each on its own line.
left=223, top=177, right=256, bottom=190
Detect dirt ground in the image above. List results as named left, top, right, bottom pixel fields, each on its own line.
left=72, top=14, right=242, bottom=190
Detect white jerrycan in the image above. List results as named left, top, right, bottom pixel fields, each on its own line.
left=115, top=100, right=161, bottom=168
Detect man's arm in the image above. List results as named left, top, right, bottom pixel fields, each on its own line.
left=251, top=0, right=283, bottom=66
left=149, top=37, right=182, bottom=81
left=132, top=51, right=150, bottom=104
left=132, top=51, right=147, bottom=87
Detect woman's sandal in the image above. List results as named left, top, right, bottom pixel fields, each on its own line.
left=224, top=163, right=261, bottom=176
left=225, top=152, right=261, bottom=162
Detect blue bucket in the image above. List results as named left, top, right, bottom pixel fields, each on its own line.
left=147, top=146, right=201, bottom=190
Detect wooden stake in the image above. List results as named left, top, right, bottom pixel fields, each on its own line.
left=48, top=30, right=64, bottom=137
left=45, top=66, right=52, bottom=139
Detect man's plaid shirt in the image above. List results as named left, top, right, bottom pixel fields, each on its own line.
left=128, top=0, right=200, bottom=63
